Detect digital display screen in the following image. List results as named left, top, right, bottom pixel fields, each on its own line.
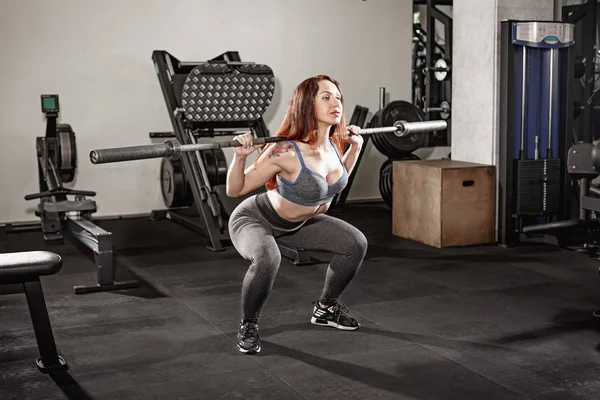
left=41, top=94, right=59, bottom=113
left=42, top=97, right=56, bottom=110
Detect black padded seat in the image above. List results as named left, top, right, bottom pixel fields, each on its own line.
left=0, top=251, right=62, bottom=284
left=0, top=251, right=68, bottom=373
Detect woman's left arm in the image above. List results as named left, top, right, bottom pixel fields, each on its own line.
left=342, top=125, right=364, bottom=175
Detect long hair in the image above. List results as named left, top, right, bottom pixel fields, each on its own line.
left=255, top=75, right=347, bottom=191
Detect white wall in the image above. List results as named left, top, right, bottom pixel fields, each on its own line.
left=0, top=0, right=414, bottom=223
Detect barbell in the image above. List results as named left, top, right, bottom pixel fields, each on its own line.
left=89, top=119, right=447, bottom=164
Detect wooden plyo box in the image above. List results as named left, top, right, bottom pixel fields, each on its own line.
left=392, top=160, right=496, bottom=248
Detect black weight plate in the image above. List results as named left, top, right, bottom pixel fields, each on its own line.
left=379, top=155, right=421, bottom=209
left=369, top=111, right=391, bottom=157
left=160, top=158, right=193, bottom=208
left=379, top=161, right=393, bottom=208
left=201, top=149, right=218, bottom=186
left=378, top=102, right=422, bottom=156
left=377, top=125, right=399, bottom=158
left=372, top=109, right=403, bottom=158
left=213, top=148, right=227, bottom=185
left=379, top=100, right=427, bottom=154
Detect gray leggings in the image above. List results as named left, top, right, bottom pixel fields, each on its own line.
left=228, top=192, right=368, bottom=322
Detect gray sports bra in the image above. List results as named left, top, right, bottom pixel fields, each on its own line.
left=275, top=139, right=348, bottom=207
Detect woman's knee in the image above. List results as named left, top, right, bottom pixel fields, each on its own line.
left=354, top=229, right=369, bottom=255
left=351, top=230, right=368, bottom=258
left=252, top=247, right=282, bottom=271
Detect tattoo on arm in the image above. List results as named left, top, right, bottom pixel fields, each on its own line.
left=267, top=142, right=293, bottom=158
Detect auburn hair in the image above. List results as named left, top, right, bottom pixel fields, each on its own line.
left=255, top=74, right=348, bottom=191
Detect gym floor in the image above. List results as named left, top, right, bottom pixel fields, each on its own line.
left=2, top=204, right=600, bottom=400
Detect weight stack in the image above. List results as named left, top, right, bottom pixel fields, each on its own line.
left=498, top=20, right=576, bottom=246
left=514, top=158, right=561, bottom=215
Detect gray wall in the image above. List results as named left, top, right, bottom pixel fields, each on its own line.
left=0, top=0, right=414, bottom=223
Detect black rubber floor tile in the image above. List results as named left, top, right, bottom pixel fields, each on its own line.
left=352, top=281, right=600, bottom=340
left=116, top=243, right=241, bottom=267
left=267, top=344, right=519, bottom=400
left=0, top=359, right=69, bottom=400
left=398, top=260, right=559, bottom=292
left=57, top=323, right=250, bottom=378
left=172, top=284, right=323, bottom=322
left=95, top=217, right=202, bottom=250
left=510, top=249, right=600, bottom=289
left=212, top=312, right=412, bottom=368
left=86, top=368, right=306, bottom=400
left=334, top=261, right=457, bottom=306
left=407, top=327, right=600, bottom=399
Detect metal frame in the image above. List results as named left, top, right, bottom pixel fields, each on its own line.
left=9, top=99, right=138, bottom=294
left=425, top=0, right=452, bottom=146
left=498, top=21, right=575, bottom=247
left=564, top=0, right=598, bottom=222
left=22, top=279, right=68, bottom=373
left=149, top=50, right=269, bottom=251
left=149, top=51, right=313, bottom=264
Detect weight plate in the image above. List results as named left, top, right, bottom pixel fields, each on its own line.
left=213, top=148, right=227, bottom=185
left=160, top=158, right=193, bottom=208
left=379, top=160, right=393, bottom=208
left=434, top=58, right=449, bottom=81
left=377, top=122, right=401, bottom=158
left=440, top=101, right=451, bottom=120
left=198, top=148, right=228, bottom=186
left=368, top=110, right=391, bottom=157
left=201, top=149, right=217, bottom=186
left=379, top=154, right=421, bottom=209
left=379, top=100, right=428, bottom=155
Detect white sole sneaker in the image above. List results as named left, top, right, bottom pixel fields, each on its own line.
left=237, top=344, right=261, bottom=354
left=310, top=316, right=360, bottom=331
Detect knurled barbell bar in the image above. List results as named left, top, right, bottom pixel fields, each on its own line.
left=89, top=119, right=447, bottom=165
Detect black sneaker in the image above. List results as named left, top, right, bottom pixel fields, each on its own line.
left=237, top=320, right=261, bottom=354
left=310, top=301, right=360, bottom=331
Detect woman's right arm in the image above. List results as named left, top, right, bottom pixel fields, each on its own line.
left=226, top=136, right=288, bottom=197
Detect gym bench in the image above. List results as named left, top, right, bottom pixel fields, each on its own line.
left=0, top=251, right=68, bottom=373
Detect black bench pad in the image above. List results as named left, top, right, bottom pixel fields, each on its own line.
left=0, top=251, right=62, bottom=284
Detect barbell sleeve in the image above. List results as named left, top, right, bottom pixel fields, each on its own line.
left=90, top=136, right=286, bottom=164
left=357, top=126, right=399, bottom=135
left=393, top=120, right=448, bottom=137
left=357, top=120, right=447, bottom=137
left=90, top=140, right=181, bottom=164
